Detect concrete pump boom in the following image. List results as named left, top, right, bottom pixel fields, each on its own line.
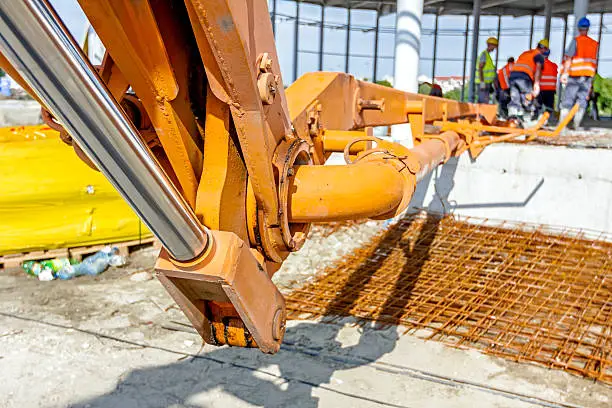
left=0, top=0, right=574, bottom=353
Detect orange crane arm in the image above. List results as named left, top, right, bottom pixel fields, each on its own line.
left=0, top=0, right=573, bottom=353
left=288, top=132, right=462, bottom=222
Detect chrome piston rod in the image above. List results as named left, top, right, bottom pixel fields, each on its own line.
left=0, top=0, right=208, bottom=261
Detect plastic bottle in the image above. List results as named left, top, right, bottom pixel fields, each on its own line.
left=22, top=260, right=41, bottom=277
left=56, top=246, right=125, bottom=280
left=22, top=258, right=71, bottom=280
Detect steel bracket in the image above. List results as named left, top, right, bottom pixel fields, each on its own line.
left=155, top=230, right=286, bottom=353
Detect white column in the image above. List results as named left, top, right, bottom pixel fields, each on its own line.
left=544, top=0, right=553, bottom=40
left=468, top=0, right=481, bottom=103
left=573, top=0, right=589, bottom=36
left=391, top=0, right=423, bottom=147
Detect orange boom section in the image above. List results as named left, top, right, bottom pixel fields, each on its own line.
left=0, top=0, right=576, bottom=353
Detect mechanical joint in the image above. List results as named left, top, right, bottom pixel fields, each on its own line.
left=358, top=98, right=385, bottom=112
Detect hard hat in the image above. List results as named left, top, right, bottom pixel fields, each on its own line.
left=577, top=17, right=590, bottom=28
left=538, top=38, right=550, bottom=48
left=486, top=37, right=499, bottom=46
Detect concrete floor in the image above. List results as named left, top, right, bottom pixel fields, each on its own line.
left=0, top=246, right=610, bottom=408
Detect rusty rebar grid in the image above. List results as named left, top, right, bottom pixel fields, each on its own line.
left=532, top=132, right=612, bottom=148
left=286, top=212, right=612, bottom=384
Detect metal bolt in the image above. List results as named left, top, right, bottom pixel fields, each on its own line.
left=359, top=98, right=385, bottom=112
left=257, top=72, right=275, bottom=105
left=272, top=308, right=285, bottom=340
left=258, top=52, right=273, bottom=73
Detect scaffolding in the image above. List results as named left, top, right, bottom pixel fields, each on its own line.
left=270, top=0, right=610, bottom=102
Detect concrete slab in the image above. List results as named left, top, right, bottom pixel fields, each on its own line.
left=411, top=143, right=612, bottom=235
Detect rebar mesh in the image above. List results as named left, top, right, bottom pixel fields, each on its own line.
left=286, top=212, right=612, bottom=383
left=533, top=131, right=612, bottom=148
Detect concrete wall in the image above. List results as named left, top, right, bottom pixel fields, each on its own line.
left=410, top=143, right=612, bottom=234
left=0, top=100, right=42, bottom=127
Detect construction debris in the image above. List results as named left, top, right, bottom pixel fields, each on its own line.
left=533, top=127, right=612, bottom=148
left=22, top=246, right=126, bottom=281
left=286, top=211, right=612, bottom=384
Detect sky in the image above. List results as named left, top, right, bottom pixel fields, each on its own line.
left=49, top=0, right=611, bottom=85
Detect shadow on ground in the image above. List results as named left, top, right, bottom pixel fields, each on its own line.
left=72, top=163, right=459, bottom=408
left=71, top=321, right=408, bottom=408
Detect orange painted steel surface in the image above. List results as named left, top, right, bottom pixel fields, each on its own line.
left=289, top=161, right=408, bottom=222
left=0, top=0, right=576, bottom=353
left=156, top=230, right=286, bottom=353
left=289, top=131, right=462, bottom=223
left=321, top=130, right=372, bottom=154
left=412, top=131, right=462, bottom=180
left=77, top=0, right=203, bottom=206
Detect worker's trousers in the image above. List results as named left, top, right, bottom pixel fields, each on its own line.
left=561, top=76, right=592, bottom=109
left=538, top=90, right=556, bottom=114
left=497, top=89, right=511, bottom=117
left=508, top=77, right=534, bottom=118
left=477, top=83, right=493, bottom=104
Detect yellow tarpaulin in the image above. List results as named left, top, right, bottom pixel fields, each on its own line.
left=0, top=125, right=151, bottom=255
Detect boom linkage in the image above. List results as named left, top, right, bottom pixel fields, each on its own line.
left=0, top=0, right=575, bottom=353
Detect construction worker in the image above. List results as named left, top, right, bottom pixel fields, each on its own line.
left=496, top=57, right=514, bottom=118
left=476, top=37, right=498, bottom=104
left=560, top=17, right=599, bottom=130
left=538, top=51, right=558, bottom=115
left=429, top=83, right=443, bottom=97
left=507, top=39, right=550, bottom=125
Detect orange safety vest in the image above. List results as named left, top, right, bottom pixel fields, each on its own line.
left=513, top=49, right=540, bottom=81
left=569, top=35, right=598, bottom=77
left=540, top=59, right=558, bottom=91
left=497, top=64, right=512, bottom=90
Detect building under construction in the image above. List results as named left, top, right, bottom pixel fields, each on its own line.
left=0, top=0, right=610, bottom=406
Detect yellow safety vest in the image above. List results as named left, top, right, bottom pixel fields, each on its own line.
left=475, top=50, right=496, bottom=84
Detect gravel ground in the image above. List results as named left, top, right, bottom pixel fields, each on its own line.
left=273, top=221, right=386, bottom=294
left=1, top=228, right=611, bottom=408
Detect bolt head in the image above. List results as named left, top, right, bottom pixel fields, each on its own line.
left=272, top=308, right=286, bottom=340
left=257, top=72, right=275, bottom=105
left=258, top=52, right=273, bottom=73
